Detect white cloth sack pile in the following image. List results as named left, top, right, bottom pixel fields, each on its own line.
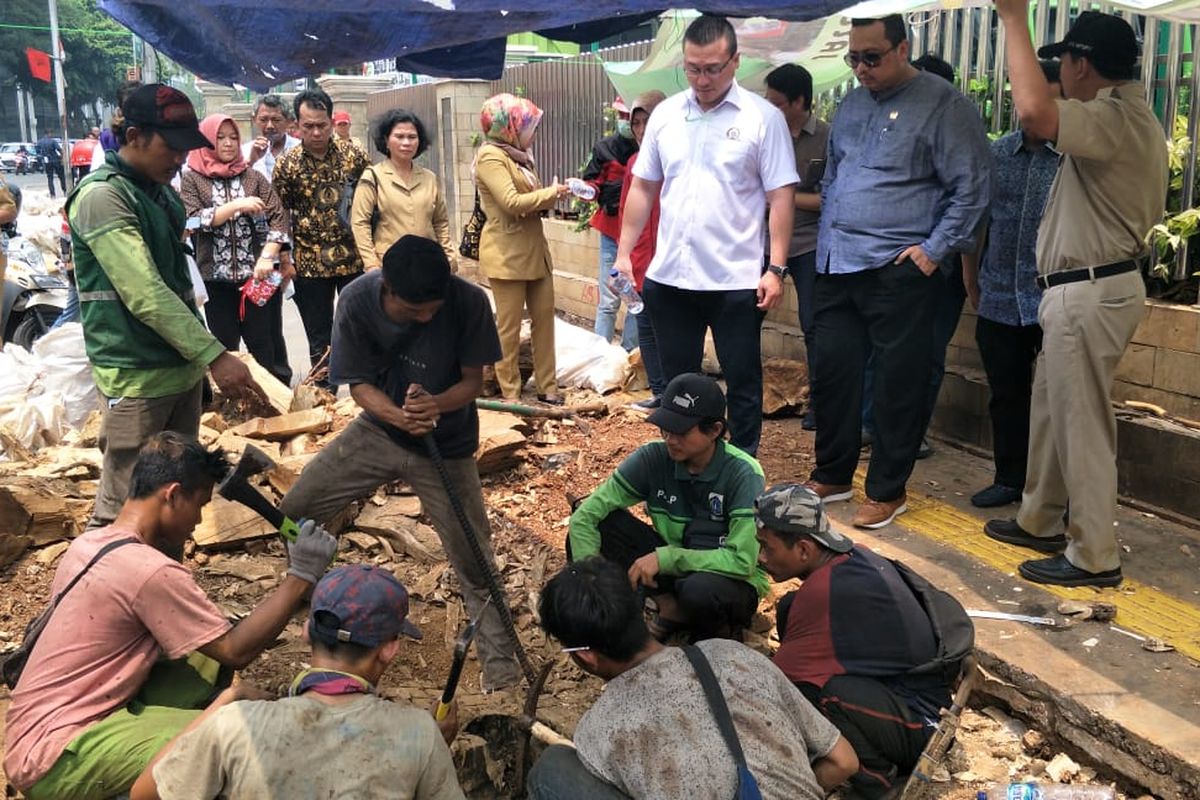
left=551, top=317, right=632, bottom=394
left=0, top=323, right=100, bottom=456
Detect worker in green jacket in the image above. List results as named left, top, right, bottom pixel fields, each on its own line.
left=568, top=373, right=767, bottom=642
left=68, top=83, right=266, bottom=528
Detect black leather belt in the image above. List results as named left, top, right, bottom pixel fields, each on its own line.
left=1036, top=260, right=1138, bottom=290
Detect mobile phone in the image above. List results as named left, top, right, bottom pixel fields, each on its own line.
left=185, top=216, right=201, bottom=231
left=805, top=158, right=826, bottom=188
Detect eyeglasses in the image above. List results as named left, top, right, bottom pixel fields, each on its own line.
left=684, top=55, right=736, bottom=78
left=844, top=45, right=896, bottom=69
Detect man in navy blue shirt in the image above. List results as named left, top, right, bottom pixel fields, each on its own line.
left=36, top=130, right=67, bottom=198
left=962, top=61, right=1063, bottom=509
left=807, top=15, right=990, bottom=529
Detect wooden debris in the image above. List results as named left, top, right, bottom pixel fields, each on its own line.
left=0, top=481, right=90, bottom=545
left=194, top=495, right=278, bottom=549
left=343, top=531, right=382, bottom=552
left=281, top=434, right=312, bottom=458
left=476, top=410, right=528, bottom=474
left=289, top=383, right=334, bottom=413
left=203, top=560, right=276, bottom=582
left=266, top=454, right=315, bottom=497
left=35, top=541, right=71, bottom=565
left=410, top=564, right=447, bottom=601
left=201, top=411, right=229, bottom=432
left=0, top=534, right=33, bottom=570
left=231, top=352, right=291, bottom=416
left=352, top=495, right=427, bottom=539
left=363, top=520, right=446, bottom=564
left=215, top=432, right=281, bottom=462
left=761, top=357, right=809, bottom=416
left=231, top=408, right=332, bottom=442
left=445, top=599, right=463, bottom=648
left=61, top=410, right=103, bottom=448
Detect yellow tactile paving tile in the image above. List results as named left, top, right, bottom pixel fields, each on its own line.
left=847, top=472, right=1200, bottom=661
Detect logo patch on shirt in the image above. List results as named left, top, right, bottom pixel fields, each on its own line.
left=708, top=492, right=724, bottom=518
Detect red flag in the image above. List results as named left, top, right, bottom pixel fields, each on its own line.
left=25, top=48, right=52, bottom=83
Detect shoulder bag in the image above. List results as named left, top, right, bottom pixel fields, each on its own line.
left=682, top=645, right=764, bottom=800
left=459, top=188, right=486, bottom=260
left=1, top=537, right=138, bottom=689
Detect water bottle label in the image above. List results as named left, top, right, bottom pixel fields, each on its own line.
left=1007, top=784, right=1038, bottom=800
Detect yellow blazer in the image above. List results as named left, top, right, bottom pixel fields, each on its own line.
left=351, top=161, right=455, bottom=271
left=475, top=143, right=559, bottom=281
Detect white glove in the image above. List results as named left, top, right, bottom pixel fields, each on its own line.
left=286, top=519, right=337, bottom=584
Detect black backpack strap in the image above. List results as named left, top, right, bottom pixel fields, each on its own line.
left=51, top=537, right=140, bottom=607
left=683, top=644, right=748, bottom=768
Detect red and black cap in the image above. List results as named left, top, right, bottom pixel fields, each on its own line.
left=121, top=83, right=212, bottom=152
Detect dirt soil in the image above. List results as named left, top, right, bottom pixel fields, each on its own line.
left=0, top=401, right=1135, bottom=798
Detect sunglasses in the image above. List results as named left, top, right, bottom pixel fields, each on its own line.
left=844, top=45, right=896, bottom=69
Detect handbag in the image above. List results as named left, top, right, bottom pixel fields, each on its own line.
left=459, top=188, right=486, bottom=260
left=336, top=165, right=380, bottom=233
left=683, top=645, right=764, bottom=800
left=1, top=538, right=138, bottom=689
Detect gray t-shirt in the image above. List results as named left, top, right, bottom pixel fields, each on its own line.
left=574, top=639, right=841, bottom=800
left=329, top=270, right=501, bottom=458
left=152, top=694, right=465, bottom=799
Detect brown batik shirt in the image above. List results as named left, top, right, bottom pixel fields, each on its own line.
left=272, top=137, right=368, bottom=278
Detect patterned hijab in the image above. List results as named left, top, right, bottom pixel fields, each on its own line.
left=186, top=114, right=248, bottom=179
left=479, top=93, right=543, bottom=170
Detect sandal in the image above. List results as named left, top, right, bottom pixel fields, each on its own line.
left=537, top=393, right=565, bottom=406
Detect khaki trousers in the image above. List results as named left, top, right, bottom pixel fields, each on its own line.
left=490, top=275, right=557, bottom=398
left=1016, top=271, right=1145, bottom=573
left=89, top=383, right=204, bottom=528
left=280, top=415, right=522, bottom=688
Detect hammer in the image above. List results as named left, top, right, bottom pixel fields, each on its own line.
left=216, top=444, right=302, bottom=542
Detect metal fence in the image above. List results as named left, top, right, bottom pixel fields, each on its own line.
left=486, top=42, right=653, bottom=201
left=365, top=80, right=441, bottom=174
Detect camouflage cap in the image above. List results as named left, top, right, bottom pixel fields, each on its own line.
left=754, top=483, right=853, bottom=553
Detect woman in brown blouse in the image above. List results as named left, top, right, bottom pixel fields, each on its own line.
left=351, top=109, right=456, bottom=272
left=181, top=114, right=292, bottom=384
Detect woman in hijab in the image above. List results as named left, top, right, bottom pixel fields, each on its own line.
left=180, top=114, right=292, bottom=385
left=475, top=93, right=570, bottom=405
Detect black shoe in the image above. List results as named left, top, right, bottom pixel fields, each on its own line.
left=631, top=395, right=661, bottom=410
left=1019, top=554, right=1122, bottom=588
left=983, top=519, right=1067, bottom=553
left=916, top=437, right=934, bottom=460
left=861, top=428, right=874, bottom=448
left=801, top=411, right=817, bottom=431
left=971, top=483, right=1022, bottom=508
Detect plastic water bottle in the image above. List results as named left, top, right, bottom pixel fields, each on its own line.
left=608, top=269, right=643, bottom=315
left=566, top=178, right=597, bottom=201
left=981, top=783, right=1115, bottom=799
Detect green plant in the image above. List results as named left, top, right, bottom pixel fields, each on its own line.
left=1146, top=208, right=1200, bottom=281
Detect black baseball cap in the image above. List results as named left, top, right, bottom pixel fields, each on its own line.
left=647, top=373, right=726, bottom=434
left=1038, top=11, right=1138, bottom=72
left=122, top=83, right=212, bottom=152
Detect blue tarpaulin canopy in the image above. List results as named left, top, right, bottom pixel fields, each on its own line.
left=95, top=1, right=858, bottom=89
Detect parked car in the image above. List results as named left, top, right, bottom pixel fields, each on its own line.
left=0, top=142, right=43, bottom=173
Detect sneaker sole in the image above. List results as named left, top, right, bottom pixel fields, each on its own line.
left=1018, top=563, right=1122, bottom=588
left=854, top=503, right=907, bottom=529
left=983, top=528, right=1067, bottom=554
left=817, top=489, right=853, bottom=504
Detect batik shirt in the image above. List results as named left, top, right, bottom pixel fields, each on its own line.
left=272, top=137, right=367, bottom=278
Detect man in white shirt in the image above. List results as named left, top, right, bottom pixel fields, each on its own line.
left=243, top=94, right=300, bottom=182
left=614, top=14, right=798, bottom=457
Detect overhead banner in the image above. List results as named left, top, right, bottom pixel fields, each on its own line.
left=602, top=12, right=854, bottom=102
left=25, top=47, right=52, bottom=83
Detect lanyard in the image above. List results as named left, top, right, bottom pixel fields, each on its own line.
left=289, top=668, right=374, bottom=698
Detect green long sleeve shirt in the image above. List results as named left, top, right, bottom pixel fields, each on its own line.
left=69, top=168, right=223, bottom=398
left=569, top=440, right=770, bottom=597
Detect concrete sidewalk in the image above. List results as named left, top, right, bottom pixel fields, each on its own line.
left=824, top=437, right=1200, bottom=798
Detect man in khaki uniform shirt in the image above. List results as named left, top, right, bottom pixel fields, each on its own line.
left=985, top=4, right=1168, bottom=587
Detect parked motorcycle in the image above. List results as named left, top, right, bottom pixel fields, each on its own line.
left=2, top=236, right=70, bottom=350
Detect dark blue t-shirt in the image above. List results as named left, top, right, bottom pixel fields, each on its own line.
left=329, top=270, right=501, bottom=458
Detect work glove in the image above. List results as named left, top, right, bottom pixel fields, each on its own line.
left=285, top=519, right=338, bottom=585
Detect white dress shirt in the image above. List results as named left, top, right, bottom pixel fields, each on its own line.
left=633, top=80, right=799, bottom=291
left=242, top=135, right=300, bottom=182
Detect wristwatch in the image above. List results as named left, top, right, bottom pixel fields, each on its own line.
left=767, top=263, right=789, bottom=279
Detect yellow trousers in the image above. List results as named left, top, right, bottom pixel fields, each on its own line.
left=490, top=275, right=557, bottom=398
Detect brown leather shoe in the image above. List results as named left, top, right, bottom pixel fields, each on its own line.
left=853, top=494, right=908, bottom=529
left=802, top=480, right=853, bottom=503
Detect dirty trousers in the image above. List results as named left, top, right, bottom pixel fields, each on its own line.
left=1016, top=271, right=1145, bottom=573
left=89, top=383, right=203, bottom=528
left=280, top=415, right=521, bottom=688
